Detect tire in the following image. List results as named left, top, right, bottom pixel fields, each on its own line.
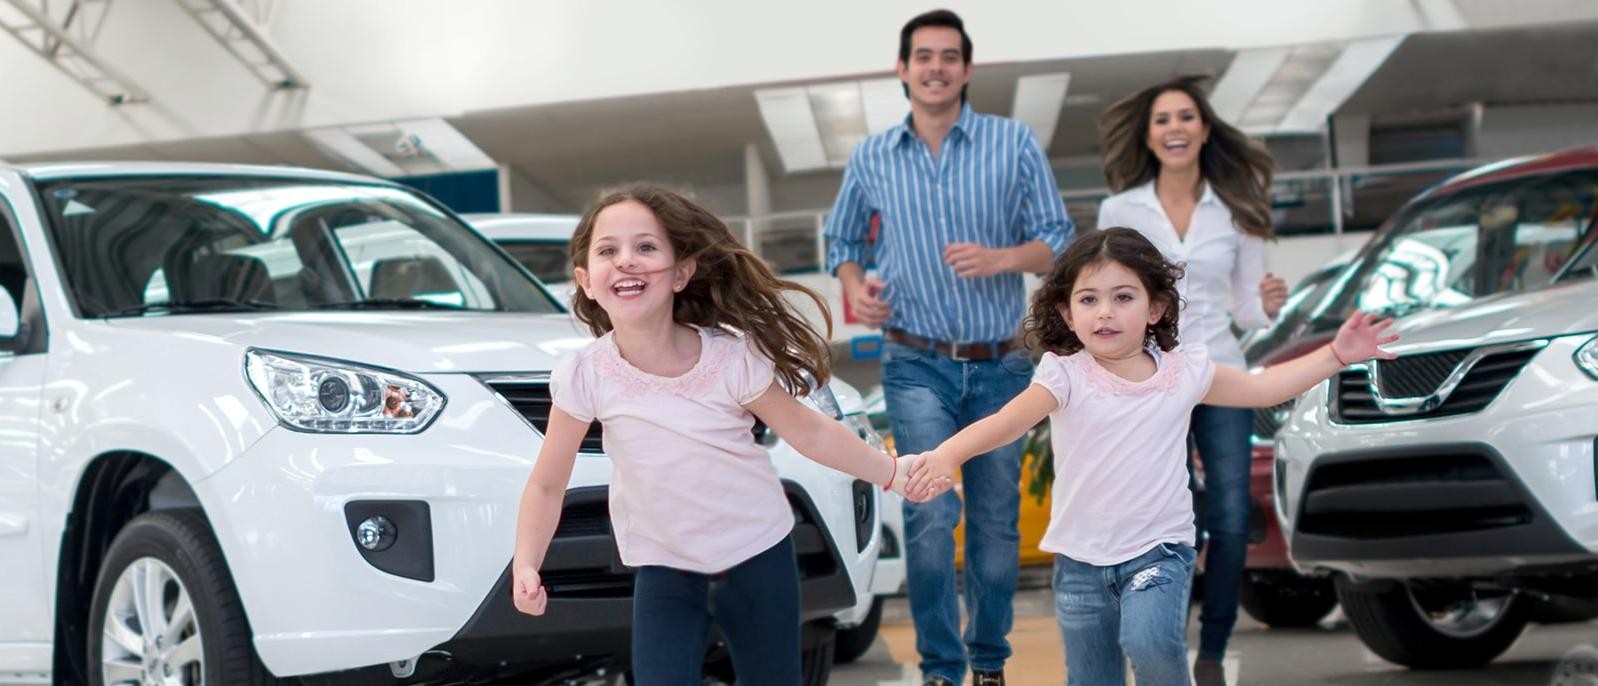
left=833, top=597, right=884, bottom=664
left=1238, top=570, right=1339, bottom=627
left=87, top=509, right=279, bottom=686
left=1335, top=577, right=1528, bottom=669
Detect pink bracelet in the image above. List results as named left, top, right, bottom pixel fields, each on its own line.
left=1330, top=346, right=1350, bottom=367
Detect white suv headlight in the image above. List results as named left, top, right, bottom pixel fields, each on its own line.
left=1576, top=335, right=1598, bottom=380
left=245, top=349, right=445, bottom=433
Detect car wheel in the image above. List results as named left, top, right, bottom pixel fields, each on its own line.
left=87, top=509, right=279, bottom=686
left=1238, top=570, right=1338, bottom=627
left=1335, top=576, right=1528, bottom=669
left=833, top=597, right=883, bottom=664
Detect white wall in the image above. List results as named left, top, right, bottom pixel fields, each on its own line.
left=1476, top=104, right=1598, bottom=161
left=5, top=0, right=1592, bottom=156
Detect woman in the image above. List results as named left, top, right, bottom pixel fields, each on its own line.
left=1096, top=75, right=1288, bottom=686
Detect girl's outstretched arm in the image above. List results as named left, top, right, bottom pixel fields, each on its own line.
left=1204, top=311, right=1399, bottom=408
left=904, top=384, right=1058, bottom=498
left=744, top=383, right=919, bottom=498
left=511, top=407, right=587, bottom=617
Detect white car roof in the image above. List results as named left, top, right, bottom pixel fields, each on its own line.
left=461, top=213, right=581, bottom=242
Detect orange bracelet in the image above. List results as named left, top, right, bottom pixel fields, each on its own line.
left=1330, top=345, right=1350, bottom=367
left=882, top=456, right=896, bottom=492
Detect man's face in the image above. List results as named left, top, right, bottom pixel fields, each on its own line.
left=897, top=26, right=970, bottom=109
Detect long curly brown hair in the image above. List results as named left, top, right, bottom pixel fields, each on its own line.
left=568, top=186, right=833, bottom=396
left=1098, top=74, right=1276, bottom=239
left=1023, top=228, right=1184, bottom=355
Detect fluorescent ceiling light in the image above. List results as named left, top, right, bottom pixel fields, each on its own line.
left=1215, top=37, right=1403, bottom=136
left=305, top=118, right=495, bottom=177
left=758, top=78, right=911, bottom=173
left=1012, top=72, right=1070, bottom=149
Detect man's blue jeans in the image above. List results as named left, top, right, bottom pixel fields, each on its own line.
left=1189, top=404, right=1253, bottom=660
left=883, top=341, right=1032, bottom=682
left=1054, top=543, right=1197, bottom=686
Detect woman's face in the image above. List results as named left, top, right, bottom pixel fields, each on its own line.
left=1145, top=89, right=1210, bottom=172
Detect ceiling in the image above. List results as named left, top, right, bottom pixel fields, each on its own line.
left=11, top=21, right=1598, bottom=215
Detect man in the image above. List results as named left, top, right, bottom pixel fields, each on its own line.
left=824, top=10, right=1074, bottom=686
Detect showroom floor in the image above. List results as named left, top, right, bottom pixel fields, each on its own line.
left=831, top=584, right=1598, bottom=685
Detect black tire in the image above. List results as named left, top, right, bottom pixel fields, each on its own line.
left=1335, top=577, right=1528, bottom=669
left=87, top=509, right=279, bottom=686
left=833, top=597, right=884, bottom=664
left=1238, top=570, right=1339, bottom=627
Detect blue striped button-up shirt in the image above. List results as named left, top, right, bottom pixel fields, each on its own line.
left=824, top=104, right=1075, bottom=344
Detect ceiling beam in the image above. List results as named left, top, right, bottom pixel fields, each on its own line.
left=0, top=0, right=148, bottom=104
left=171, top=0, right=307, bottom=89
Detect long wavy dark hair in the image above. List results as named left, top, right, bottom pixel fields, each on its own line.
left=1024, top=228, right=1184, bottom=356
left=568, top=186, right=833, bottom=396
left=1099, top=75, right=1276, bottom=238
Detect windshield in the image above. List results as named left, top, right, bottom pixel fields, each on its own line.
left=1246, top=169, right=1598, bottom=361
left=497, top=241, right=573, bottom=283
left=36, top=176, right=561, bottom=317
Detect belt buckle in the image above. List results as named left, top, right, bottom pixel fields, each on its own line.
left=943, top=340, right=971, bottom=362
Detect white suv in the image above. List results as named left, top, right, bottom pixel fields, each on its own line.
left=0, top=163, right=881, bottom=684
left=1274, top=148, right=1598, bottom=668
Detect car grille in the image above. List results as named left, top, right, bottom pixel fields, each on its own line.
left=1296, top=451, right=1534, bottom=539
left=481, top=378, right=605, bottom=453
left=1330, top=344, right=1541, bottom=424
left=1251, top=401, right=1293, bottom=442
left=540, top=484, right=841, bottom=599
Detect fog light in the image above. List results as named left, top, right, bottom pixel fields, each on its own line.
left=356, top=515, right=396, bottom=551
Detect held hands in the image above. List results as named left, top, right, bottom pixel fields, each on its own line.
left=944, top=243, right=1008, bottom=279
left=1330, top=311, right=1400, bottom=366
left=511, top=563, right=548, bottom=616
left=1260, top=272, right=1289, bottom=319
left=848, top=276, right=891, bottom=329
left=902, top=450, right=959, bottom=502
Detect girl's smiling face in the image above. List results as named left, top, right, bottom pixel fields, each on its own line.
left=1059, top=259, right=1166, bottom=360
left=573, top=200, right=694, bottom=325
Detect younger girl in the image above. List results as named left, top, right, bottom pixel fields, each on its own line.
left=510, top=186, right=920, bottom=685
left=906, top=228, right=1396, bottom=685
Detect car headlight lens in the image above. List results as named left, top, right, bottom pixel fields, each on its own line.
left=245, top=349, right=445, bottom=433
left=844, top=413, right=887, bottom=453
left=806, top=381, right=843, bottom=419
left=1576, top=335, right=1598, bottom=380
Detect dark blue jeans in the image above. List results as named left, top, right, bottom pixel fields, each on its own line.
left=883, top=341, right=1033, bottom=682
left=1053, top=543, right=1198, bottom=686
left=1190, top=404, right=1253, bottom=660
left=630, top=537, right=800, bottom=685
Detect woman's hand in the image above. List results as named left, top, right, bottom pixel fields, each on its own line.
left=1330, top=311, right=1400, bottom=366
left=511, top=564, right=548, bottom=616
left=1260, top=272, right=1289, bottom=319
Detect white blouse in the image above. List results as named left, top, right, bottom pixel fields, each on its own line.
left=1097, top=180, right=1271, bottom=369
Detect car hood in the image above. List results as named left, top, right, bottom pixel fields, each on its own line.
left=105, top=311, right=594, bottom=374
left=1385, top=279, right=1598, bottom=353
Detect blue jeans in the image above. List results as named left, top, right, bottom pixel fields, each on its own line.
left=1054, top=543, right=1197, bottom=686
left=1189, top=404, right=1253, bottom=660
left=883, top=341, right=1032, bottom=682
left=631, top=537, right=800, bottom=685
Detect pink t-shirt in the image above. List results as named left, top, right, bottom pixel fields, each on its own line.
left=548, top=326, right=793, bottom=573
left=1033, top=343, right=1216, bottom=566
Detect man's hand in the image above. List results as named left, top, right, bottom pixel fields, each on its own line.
left=1260, top=272, right=1289, bottom=319
left=846, top=275, right=891, bottom=329
left=944, top=243, right=1010, bottom=278
left=511, top=564, right=548, bottom=616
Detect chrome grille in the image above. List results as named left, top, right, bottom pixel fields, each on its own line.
left=1331, top=344, right=1541, bottom=424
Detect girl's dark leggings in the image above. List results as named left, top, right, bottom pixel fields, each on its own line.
left=630, top=536, right=802, bottom=685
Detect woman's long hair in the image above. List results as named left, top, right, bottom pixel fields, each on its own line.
left=568, top=186, right=833, bottom=396
left=1099, top=75, right=1276, bottom=238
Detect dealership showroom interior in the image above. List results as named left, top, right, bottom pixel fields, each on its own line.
left=6, top=1, right=1598, bottom=685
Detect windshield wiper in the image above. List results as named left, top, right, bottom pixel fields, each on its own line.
left=101, top=298, right=280, bottom=318
left=315, top=298, right=460, bottom=311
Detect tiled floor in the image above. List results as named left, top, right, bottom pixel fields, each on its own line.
left=831, top=587, right=1598, bottom=685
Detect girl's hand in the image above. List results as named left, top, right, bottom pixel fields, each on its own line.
left=905, top=450, right=958, bottom=501
left=511, top=564, right=548, bottom=616
left=1331, top=311, right=1400, bottom=366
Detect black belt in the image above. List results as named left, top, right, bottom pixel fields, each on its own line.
left=884, top=329, right=1021, bottom=361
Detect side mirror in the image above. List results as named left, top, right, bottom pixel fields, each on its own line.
left=0, top=288, right=17, bottom=339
